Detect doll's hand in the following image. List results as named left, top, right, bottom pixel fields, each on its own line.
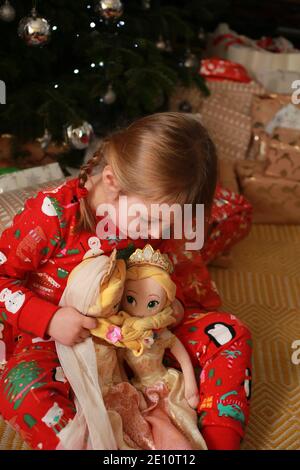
left=185, top=386, right=199, bottom=409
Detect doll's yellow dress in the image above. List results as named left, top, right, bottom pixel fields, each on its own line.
left=120, top=329, right=207, bottom=450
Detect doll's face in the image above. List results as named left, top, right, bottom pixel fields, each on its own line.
left=122, top=277, right=167, bottom=318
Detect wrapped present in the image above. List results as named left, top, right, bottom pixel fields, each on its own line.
left=198, top=104, right=252, bottom=161
left=249, top=94, right=300, bottom=165
left=235, top=160, right=300, bottom=224
left=169, top=70, right=264, bottom=161
left=265, top=140, right=300, bottom=182
left=0, top=162, right=64, bottom=194
left=207, top=23, right=300, bottom=93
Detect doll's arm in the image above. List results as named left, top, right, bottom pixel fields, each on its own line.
left=170, top=337, right=199, bottom=409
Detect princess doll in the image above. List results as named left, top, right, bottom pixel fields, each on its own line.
left=56, top=250, right=159, bottom=450
left=92, top=245, right=207, bottom=450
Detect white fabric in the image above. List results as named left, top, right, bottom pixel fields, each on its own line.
left=55, top=255, right=117, bottom=450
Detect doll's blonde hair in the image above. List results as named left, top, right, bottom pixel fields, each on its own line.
left=125, top=264, right=176, bottom=304
left=76, top=112, right=218, bottom=232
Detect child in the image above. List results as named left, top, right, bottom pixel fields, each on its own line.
left=0, top=112, right=252, bottom=450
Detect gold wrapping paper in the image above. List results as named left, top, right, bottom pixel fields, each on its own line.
left=235, top=160, right=300, bottom=224
left=265, top=140, right=300, bottom=181
left=250, top=94, right=300, bottom=165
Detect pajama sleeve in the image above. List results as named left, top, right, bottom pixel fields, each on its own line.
left=0, top=191, right=62, bottom=339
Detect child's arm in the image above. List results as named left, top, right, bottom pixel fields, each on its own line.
left=0, top=190, right=97, bottom=344
left=170, top=336, right=199, bottom=408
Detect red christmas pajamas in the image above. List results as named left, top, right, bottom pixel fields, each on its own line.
left=0, top=179, right=252, bottom=450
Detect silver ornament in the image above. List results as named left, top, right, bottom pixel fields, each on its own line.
left=18, top=8, right=51, bottom=47
left=184, top=49, right=199, bottom=68
left=0, top=1, right=15, bottom=22
left=65, top=121, right=94, bottom=150
left=103, top=84, right=116, bottom=105
left=96, top=0, right=123, bottom=20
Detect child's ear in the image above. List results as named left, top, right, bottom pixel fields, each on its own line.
left=102, top=164, right=121, bottom=201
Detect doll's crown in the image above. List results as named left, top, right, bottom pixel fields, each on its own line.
left=127, top=244, right=174, bottom=274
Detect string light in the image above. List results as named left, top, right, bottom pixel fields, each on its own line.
left=54, top=84, right=59, bottom=88
left=74, top=69, right=79, bottom=74
left=90, top=22, right=96, bottom=28
left=90, top=62, right=96, bottom=68
left=99, top=61, right=104, bottom=67
left=87, top=4, right=91, bottom=8
left=52, top=25, right=58, bottom=31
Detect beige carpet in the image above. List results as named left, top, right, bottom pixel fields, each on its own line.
left=210, top=224, right=300, bottom=450
left=1, top=224, right=300, bottom=450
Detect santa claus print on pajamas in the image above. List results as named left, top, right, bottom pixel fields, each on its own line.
left=41, top=197, right=58, bottom=217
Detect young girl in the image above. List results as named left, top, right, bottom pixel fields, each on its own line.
left=0, top=112, right=252, bottom=450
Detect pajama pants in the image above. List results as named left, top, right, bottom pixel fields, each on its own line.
left=0, top=187, right=253, bottom=450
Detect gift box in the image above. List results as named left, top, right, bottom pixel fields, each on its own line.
left=249, top=94, right=300, bottom=168
left=169, top=69, right=264, bottom=161
left=235, top=160, right=300, bottom=224
left=207, top=23, right=300, bottom=93
left=265, top=140, right=300, bottom=182
left=0, top=162, right=64, bottom=194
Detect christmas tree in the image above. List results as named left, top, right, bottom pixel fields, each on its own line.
left=0, top=0, right=230, bottom=168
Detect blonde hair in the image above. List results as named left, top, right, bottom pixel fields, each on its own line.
left=77, top=112, right=218, bottom=232
left=125, top=264, right=176, bottom=304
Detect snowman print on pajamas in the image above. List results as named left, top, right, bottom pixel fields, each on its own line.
left=204, top=322, right=236, bottom=347
left=83, top=236, right=104, bottom=259
left=0, top=288, right=25, bottom=314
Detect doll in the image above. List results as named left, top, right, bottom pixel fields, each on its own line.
left=91, top=245, right=207, bottom=450
left=56, top=250, right=157, bottom=450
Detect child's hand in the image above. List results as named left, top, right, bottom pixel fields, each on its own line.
left=47, top=307, right=98, bottom=346
left=185, top=386, right=199, bottom=409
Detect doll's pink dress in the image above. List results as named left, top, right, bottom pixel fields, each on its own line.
left=119, top=329, right=207, bottom=450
